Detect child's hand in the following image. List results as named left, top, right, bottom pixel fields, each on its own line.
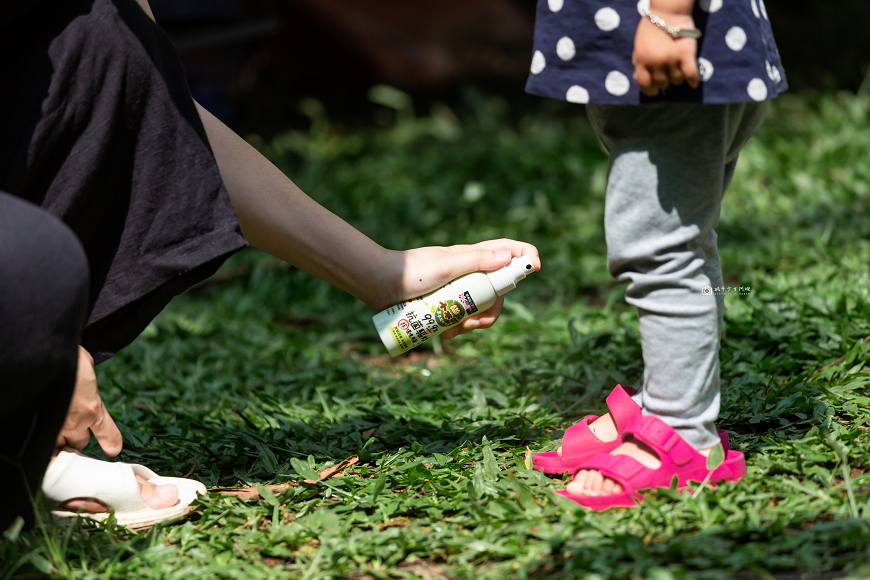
left=632, top=9, right=699, bottom=96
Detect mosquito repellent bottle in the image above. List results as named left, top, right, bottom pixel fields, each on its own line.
left=372, top=256, right=535, bottom=357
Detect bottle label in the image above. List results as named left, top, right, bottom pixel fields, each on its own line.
left=389, top=326, right=411, bottom=352
left=385, top=300, right=412, bottom=317
left=458, top=291, right=478, bottom=315
left=434, top=299, right=466, bottom=327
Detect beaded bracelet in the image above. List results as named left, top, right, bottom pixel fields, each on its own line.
left=641, top=7, right=702, bottom=39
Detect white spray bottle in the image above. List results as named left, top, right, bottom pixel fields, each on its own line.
left=372, top=256, right=535, bottom=357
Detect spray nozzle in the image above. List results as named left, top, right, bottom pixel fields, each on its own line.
left=486, top=255, right=535, bottom=296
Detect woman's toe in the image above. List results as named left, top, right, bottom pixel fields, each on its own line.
left=137, top=476, right=178, bottom=509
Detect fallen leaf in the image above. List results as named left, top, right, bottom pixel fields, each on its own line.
left=217, top=484, right=290, bottom=500
left=396, top=560, right=447, bottom=580
left=319, top=455, right=359, bottom=480
left=524, top=446, right=532, bottom=470
left=362, top=428, right=376, bottom=440
left=259, top=557, right=285, bottom=568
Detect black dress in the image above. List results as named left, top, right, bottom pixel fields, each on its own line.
left=0, top=0, right=248, bottom=364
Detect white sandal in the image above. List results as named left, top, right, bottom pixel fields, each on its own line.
left=42, top=449, right=206, bottom=530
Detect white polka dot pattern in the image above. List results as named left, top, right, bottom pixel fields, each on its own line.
left=557, top=37, right=576, bottom=61
left=605, top=70, right=631, bottom=96
left=725, top=26, right=747, bottom=51
left=766, top=62, right=782, bottom=84
left=526, top=0, right=785, bottom=104
left=531, top=51, right=545, bottom=74
left=698, top=57, right=714, bottom=82
left=747, top=78, right=768, bottom=101
left=594, top=7, right=620, bottom=31
left=566, top=85, right=590, bottom=103
left=699, top=0, right=722, bottom=13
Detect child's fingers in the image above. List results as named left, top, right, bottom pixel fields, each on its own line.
left=634, top=65, right=652, bottom=90
left=668, top=64, right=684, bottom=86
left=681, top=53, right=700, bottom=88
left=634, top=66, right=660, bottom=96
left=644, top=68, right=669, bottom=96
left=651, top=68, right=669, bottom=88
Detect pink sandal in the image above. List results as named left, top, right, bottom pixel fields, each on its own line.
left=533, top=384, right=640, bottom=474
left=555, top=415, right=746, bottom=511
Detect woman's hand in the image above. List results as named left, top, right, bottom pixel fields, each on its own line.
left=633, top=7, right=699, bottom=96
left=373, top=239, right=541, bottom=340
left=56, top=347, right=123, bottom=456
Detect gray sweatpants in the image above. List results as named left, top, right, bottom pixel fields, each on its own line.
left=587, top=102, right=768, bottom=449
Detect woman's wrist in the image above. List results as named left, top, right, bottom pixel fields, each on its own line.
left=365, top=248, right=404, bottom=312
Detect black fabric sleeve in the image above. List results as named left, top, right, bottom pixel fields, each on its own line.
left=0, top=0, right=248, bottom=363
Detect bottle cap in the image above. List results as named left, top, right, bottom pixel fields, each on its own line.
left=486, top=255, right=535, bottom=296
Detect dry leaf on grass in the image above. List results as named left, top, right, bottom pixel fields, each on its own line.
left=396, top=560, right=447, bottom=580
left=218, top=455, right=360, bottom=497
left=319, top=455, right=359, bottom=480
left=216, top=483, right=290, bottom=500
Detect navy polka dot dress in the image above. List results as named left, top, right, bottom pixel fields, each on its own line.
left=525, top=0, right=787, bottom=104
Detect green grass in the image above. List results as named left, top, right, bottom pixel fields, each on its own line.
left=3, top=90, right=870, bottom=579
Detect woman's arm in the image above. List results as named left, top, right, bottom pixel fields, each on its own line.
left=134, top=0, right=540, bottom=313
left=195, top=103, right=539, bottom=312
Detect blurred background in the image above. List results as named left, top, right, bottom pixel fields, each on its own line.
left=150, top=0, right=870, bottom=131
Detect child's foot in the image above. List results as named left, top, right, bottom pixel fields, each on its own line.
left=557, top=412, right=618, bottom=457
left=566, top=437, right=720, bottom=497
left=533, top=385, right=640, bottom=474
left=59, top=476, right=179, bottom=512
left=555, top=416, right=746, bottom=511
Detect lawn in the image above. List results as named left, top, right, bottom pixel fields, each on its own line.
left=3, top=89, right=870, bottom=580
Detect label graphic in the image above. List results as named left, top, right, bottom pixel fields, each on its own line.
left=389, top=326, right=411, bottom=352
left=458, top=291, right=478, bottom=315
left=398, top=319, right=410, bottom=331
left=434, top=299, right=466, bottom=327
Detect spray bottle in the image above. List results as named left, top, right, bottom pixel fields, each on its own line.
left=372, top=256, right=535, bottom=357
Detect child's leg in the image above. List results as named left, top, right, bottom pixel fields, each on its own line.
left=570, top=102, right=766, bottom=496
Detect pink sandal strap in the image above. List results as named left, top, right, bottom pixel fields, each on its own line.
left=605, top=384, right=640, bottom=433
left=564, top=419, right=744, bottom=509
left=623, top=415, right=697, bottom=468
left=580, top=453, right=642, bottom=482
left=559, top=416, right=600, bottom=458
left=561, top=385, right=640, bottom=458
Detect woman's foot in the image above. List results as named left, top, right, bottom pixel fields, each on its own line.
left=557, top=412, right=619, bottom=457
left=58, top=476, right=178, bottom=512
left=566, top=438, right=720, bottom=497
